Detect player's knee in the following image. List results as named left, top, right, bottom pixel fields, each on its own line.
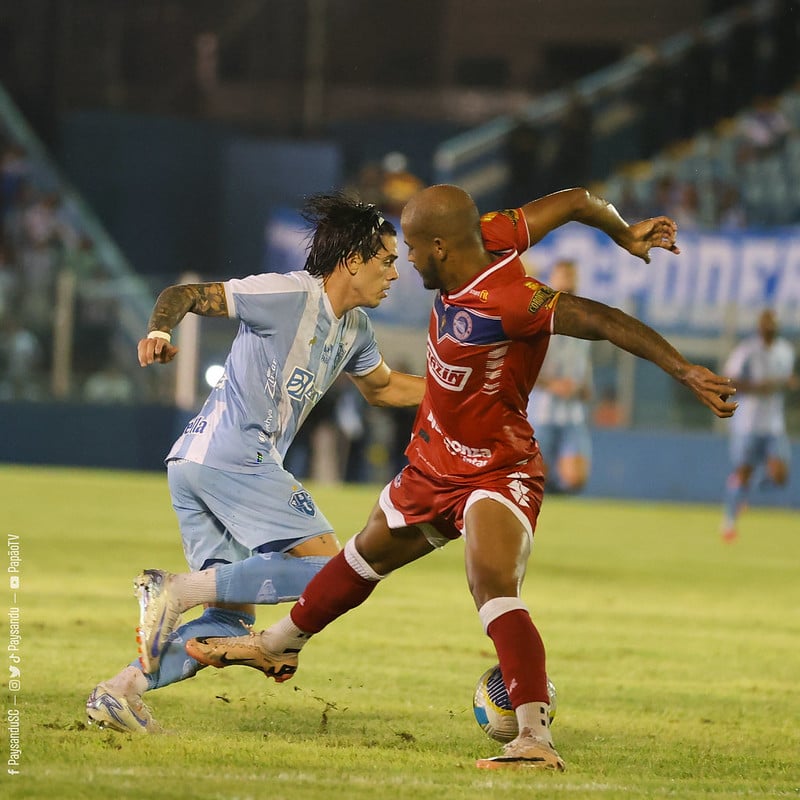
left=767, top=460, right=788, bottom=485
left=557, top=457, right=589, bottom=492
left=467, top=564, right=520, bottom=609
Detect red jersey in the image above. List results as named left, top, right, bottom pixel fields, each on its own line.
left=405, top=208, right=560, bottom=483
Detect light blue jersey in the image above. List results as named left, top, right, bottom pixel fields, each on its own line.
left=167, top=271, right=381, bottom=472
left=527, top=335, right=593, bottom=427
left=724, top=335, right=795, bottom=437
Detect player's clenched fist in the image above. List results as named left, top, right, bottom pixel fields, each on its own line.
left=138, top=335, right=179, bottom=366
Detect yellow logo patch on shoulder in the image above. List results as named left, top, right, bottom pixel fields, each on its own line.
left=480, top=208, right=520, bottom=227
left=528, top=286, right=556, bottom=314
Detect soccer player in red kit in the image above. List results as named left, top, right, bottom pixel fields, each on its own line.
left=187, top=185, right=737, bottom=770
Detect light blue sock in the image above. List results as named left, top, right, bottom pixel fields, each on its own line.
left=214, top=552, right=331, bottom=605
left=723, top=472, right=748, bottom=524
left=130, top=607, right=255, bottom=692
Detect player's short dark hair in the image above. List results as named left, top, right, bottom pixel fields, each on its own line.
left=302, top=192, right=396, bottom=278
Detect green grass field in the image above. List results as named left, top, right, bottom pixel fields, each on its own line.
left=3, top=464, right=799, bottom=799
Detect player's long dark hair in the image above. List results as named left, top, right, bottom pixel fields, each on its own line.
left=302, top=192, right=396, bottom=278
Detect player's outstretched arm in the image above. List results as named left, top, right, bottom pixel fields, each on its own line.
left=520, top=188, right=679, bottom=263
left=553, top=293, right=737, bottom=418
left=138, top=282, right=228, bottom=366
left=350, top=360, right=425, bottom=407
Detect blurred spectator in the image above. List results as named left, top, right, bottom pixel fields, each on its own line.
left=334, top=376, right=370, bottom=482
left=0, top=243, right=20, bottom=319
left=284, top=382, right=342, bottom=483
left=669, top=182, right=701, bottom=230
left=527, top=260, right=593, bottom=494
left=83, top=364, right=135, bottom=404
left=345, top=152, right=424, bottom=220
left=378, top=152, right=424, bottom=216
left=348, top=161, right=385, bottom=207
left=720, top=309, right=797, bottom=542
left=592, top=386, right=627, bottom=428
left=73, top=267, right=123, bottom=377
left=18, top=189, right=79, bottom=334
left=717, top=184, right=747, bottom=230
left=0, top=141, right=29, bottom=224
left=737, top=95, right=791, bottom=162
left=640, top=175, right=680, bottom=220
left=0, top=314, right=42, bottom=400
left=615, top=178, right=647, bottom=221
left=384, top=358, right=418, bottom=476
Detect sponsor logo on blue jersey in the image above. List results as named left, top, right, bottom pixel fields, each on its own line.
left=289, top=489, right=316, bottom=517
left=286, top=367, right=316, bottom=401
left=184, top=416, right=208, bottom=435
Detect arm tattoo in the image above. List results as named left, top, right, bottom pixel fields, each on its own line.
left=148, top=282, right=228, bottom=333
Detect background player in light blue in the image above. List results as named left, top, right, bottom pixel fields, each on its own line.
left=87, top=193, right=425, bottom=733
left=526, top=260, right=593, bottom=493
left=720, top=308, right=797, bottom=542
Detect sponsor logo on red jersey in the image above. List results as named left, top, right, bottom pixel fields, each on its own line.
left=426, top=345, right=472, bottom=391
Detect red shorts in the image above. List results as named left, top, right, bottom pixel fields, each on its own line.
left=379, top=454, right=545, bottom=546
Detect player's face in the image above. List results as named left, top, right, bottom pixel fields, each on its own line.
left=549, top=262, right=577, bottom=293
left=352, top=235, right=399, bottom=308
left=758, top=309, right=778, bottom=342
left=403, top=232, right=442, bottom=290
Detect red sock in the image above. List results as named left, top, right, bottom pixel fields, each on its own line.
left=290, top=550, right=378, bottom=634
left=487, top=609, right=548, bottom=707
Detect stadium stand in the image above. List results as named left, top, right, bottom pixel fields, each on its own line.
left=0, top=83, right=154, bottom=402
left=434, top=0, right=800, bottom=215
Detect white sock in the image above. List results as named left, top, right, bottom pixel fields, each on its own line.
left=172, top=569, right=217, bottom=612
left=515, top=701, right=554, bottom=745
left=262, top=614, right=312, bottom=653
left=107, top=665, right=148, bottom=699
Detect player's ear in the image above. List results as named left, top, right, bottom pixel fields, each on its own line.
left=343, top=253, right=361, bottom=275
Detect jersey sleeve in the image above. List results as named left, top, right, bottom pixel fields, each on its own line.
left=502, top=277, right=560, bottom=341
left=343, top=309, right=382, bottom=376
left=479, top=208, right=531, bottom=254
left=224, top=273, right=308, bottom=333
left=722, top=342, right=749, bottom=380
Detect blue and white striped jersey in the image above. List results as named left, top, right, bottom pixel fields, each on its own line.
left=167, top=271, right=381, bottom=472
left=527, top=335, right=593, bottom=427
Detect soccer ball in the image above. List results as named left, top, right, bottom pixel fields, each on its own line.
left=472, top=664, right=557, bottom=743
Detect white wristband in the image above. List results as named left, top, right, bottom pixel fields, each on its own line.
left=147, top=330, right=171, bottom=343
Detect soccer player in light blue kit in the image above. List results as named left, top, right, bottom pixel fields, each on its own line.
left=526, top=260, right=593, bottom=493
left=720, top=308, right=797, bottom=542
left=86, top=193, right=424, bottom=732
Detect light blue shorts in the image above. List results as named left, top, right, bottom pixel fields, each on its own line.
left=534, top=422, right=592, bottom=468
left=729, top=432, right=791, bottom=470
left=167, top=459, right=334, bottom=571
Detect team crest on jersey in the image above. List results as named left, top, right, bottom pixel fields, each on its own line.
left=322, top=342, right=348, bottom=367
left=434, top=299, right=504, bottom=346
left=452, top=310, right=473, bottom=341
left=528, top=286, right=556, bottom=314
left=286, top=367, right=316, bottom=401
left=289, top=489, right=316, bottom=517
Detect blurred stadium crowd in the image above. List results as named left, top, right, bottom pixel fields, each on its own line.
left=1, top=0, right=798, bottom=483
